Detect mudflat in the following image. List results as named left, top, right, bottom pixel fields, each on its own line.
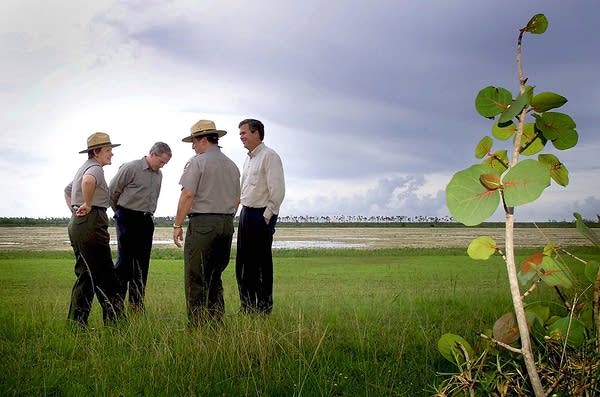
left=0, top=226, right=591, bottom=251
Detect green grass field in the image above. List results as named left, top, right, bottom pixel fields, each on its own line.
left=1, top=247, right=597, bottom=396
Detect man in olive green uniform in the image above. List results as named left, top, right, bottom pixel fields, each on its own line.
left=64, top=132, right=125, bottom=327
left=173, top=119, right=240, bottom=325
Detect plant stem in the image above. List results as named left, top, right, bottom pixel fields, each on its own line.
left=477, top=332, right=521, bottom=354
left=505, top=213, right=544, bottom=396
left=594, top=266, right=600, bottom=353
left=504, top=27, right=545, bottom=397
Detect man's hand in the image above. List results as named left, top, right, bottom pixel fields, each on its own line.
left=76, top=203, right=91, bottom=217
left=173, top=227, right=183, bottom=248
left=173, top=188, right=193, bottom=248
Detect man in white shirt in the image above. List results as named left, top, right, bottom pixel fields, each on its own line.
left=236, top=119, right=285, bottom=314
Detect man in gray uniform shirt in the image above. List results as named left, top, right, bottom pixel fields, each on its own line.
left=173, top=119, right=240, bottom=326
left=109, top=142, right=172, bottom=312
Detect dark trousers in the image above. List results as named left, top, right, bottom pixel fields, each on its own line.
left=184, top=214, right=234, bottom=325
left=236, top=206, right=277, bottom=314
left=67, top=208, right=125, bottom=326
left=114, top=207, right=155, bottom=310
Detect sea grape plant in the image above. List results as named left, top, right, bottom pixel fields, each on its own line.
left=442, top=13, right=599, bottom=396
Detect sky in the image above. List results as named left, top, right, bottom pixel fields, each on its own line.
left=1, top=0, right=599, bottom=222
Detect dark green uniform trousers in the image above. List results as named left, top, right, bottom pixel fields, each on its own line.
left=184, top=214, right=234, bottom=325
left=67, top=208, right=125, bottom=326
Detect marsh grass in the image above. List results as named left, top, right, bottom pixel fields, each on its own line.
left=1, top=247, right=596, bottom=396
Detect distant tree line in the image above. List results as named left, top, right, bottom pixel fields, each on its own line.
left=1, top=215, right=596, bottom=228
left=0, top=217, right=72, bottom=226
left=277, top=215, right=455, bottom=223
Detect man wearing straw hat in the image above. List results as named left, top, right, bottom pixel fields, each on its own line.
left=64, top=132, right=126, bottom=327
left=109, top=142, right=172, bottom=313
left=173, top=119, right=240, bottom=326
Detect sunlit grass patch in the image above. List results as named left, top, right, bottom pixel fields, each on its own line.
left=1, top=247, right=598, bottom=395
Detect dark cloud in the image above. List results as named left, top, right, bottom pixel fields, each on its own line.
left=2, top=0, right=599, bottom=220
left=101, top=1, right=600, bottom=221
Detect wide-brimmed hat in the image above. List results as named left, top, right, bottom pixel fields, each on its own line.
left=182, top=119, right=227, bottom=142
left=79, top=132, right=121, bottom=153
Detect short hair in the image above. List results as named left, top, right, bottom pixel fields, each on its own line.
left=192, top=134, right=219, bottom=145
left=239, top=118, right=264, bottom=141
left=88, top=147, right=103, bottom=159
left=149, top=142, right=172, bottom=158
left=205, top=134, right=219, bottom=144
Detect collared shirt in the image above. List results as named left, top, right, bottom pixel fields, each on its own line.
left=109, top=157, right=162, bottom=213
left=179, top=146, right=240, bottom=214
left=240, top=142, right=285, bottom=221
left=64, top=158, right=110, bottom=208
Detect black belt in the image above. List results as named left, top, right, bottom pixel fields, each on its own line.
left=116, top=206, right=153, bottom=217
left=188, top=213, right=233, bottom=218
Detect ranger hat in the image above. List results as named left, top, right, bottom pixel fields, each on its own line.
left=79, top=132, right=121, bottom=153
left=182, top=119, right=227, bottom=142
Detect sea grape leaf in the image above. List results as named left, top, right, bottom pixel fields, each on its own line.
left=438, top=333, right=474, bottom=365
left=524, top=13, right=548, bottom=34
left=475, top=86, right=513, bottom=118
left=551, top=128, right=578, bottom=150
left=543, top=243, right=559, bottom=256
left=518, top=268, right=537, bottom=285
left=574, top=212, right=600, bottom=247
left=538, top=153, right=569, bottom=186
left=525, top=310, right=547, bottom=344
left=531, top=91, right=567, bottom=113
left=579, top=306, right=594, bottom=328
left=493, top=312, right=520, bottom=344
left=547, top=317, right=586, bottom=348
left=535, top=112, right=576, bottom=141
left=467, top=236, right=497, bottom=260
left=540, top=255, right=573, bottom=289
left=521, top=252, right=543, bottom=273
left=479, top=173, right=501, bottom=190
left=475, top=136, right=493, bottom=159
left=482, top=150, right=508, bottom=175
left=520, top=123, right=545, bottom=156
left=446, top=164, right=500, bottom=226
left=584, top=260, right=600, bottom=284
left=524, top=85, right=535, bottom=103
left=492, top=120, right=516, bottom=140
left=525, top=303, right=550, bottom=322
left=548, top=316, right=562, bottom=328
left=499, top=92, right=529, bottom=124
left=502, top=159, right=550, bottom=207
